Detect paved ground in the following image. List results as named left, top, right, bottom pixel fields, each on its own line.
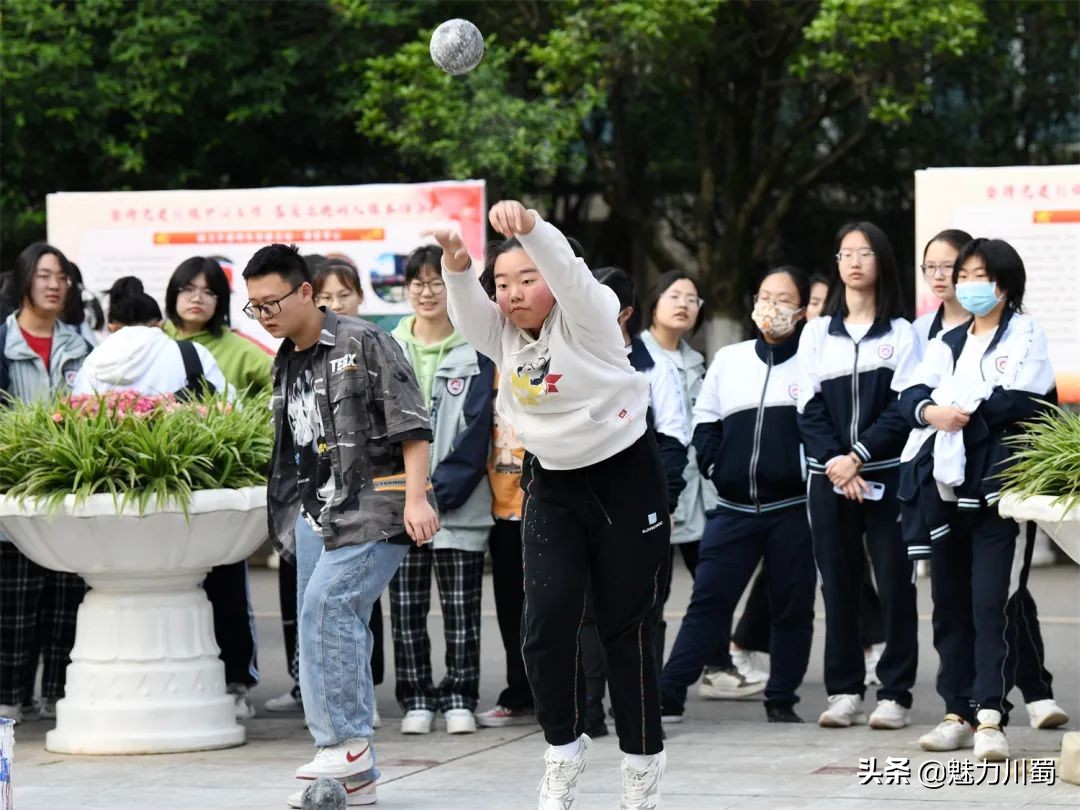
left=9, top=559, right=1080, bottom=809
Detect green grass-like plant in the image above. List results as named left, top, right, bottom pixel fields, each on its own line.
left=0, top=391, right=273, bottom=516
left=1000, top=405, right=1080, bottom=512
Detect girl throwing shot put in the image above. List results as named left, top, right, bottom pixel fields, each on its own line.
left=433, top=200, right=670, bottom=810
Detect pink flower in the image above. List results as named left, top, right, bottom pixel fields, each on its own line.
left=51, top=412, right=63, bottom=423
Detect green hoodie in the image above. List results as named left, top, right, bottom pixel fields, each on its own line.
left=163, top=322, right=273, bottom=395
left=391, top=315, right=464, bottom=407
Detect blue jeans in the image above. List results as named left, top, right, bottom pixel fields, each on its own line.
left=295, top=515, right=408, bottom=772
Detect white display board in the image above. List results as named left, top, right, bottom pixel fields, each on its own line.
left=47, top=181, right=486, bottom=347
left=915, top=165, right=1080, bottom=402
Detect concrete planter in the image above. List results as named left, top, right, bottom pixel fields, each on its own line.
left=0, top=487, right=267, bottom=755
left=998, top=492, right=1080, bottom=565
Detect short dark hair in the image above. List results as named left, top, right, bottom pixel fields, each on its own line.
left=824, top=222, right=904, bottom=321
left=11, top=242, right=74, bottom=310
left=313, top=260, right=363, bottom=299
left=108, top=276, right=162, bottom=326
left=165, top=256, right=232, bottom=335
left=405, top=245, right=444, bottom=284
left=242, top=243, right=310, bottom=287
left=923, top=228, right=973, bottom=259
left=480, top=235, right=585, bottom=299
left=759, top=265, right=811, bottom=308
left=953, top=237, right=1026, bottom=312
left=808, top=272, right=831, bottom=289
left=593, top=266, right=641, bottom=334
left=642, top=270, right=706, bottom=335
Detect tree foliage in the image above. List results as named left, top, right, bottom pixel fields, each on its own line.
left=2, top=0, right=1077, bottom=317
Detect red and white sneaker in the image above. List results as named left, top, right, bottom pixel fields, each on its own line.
left=295, top=738, right=373, bottom=780
left=475, top=704, right=537, bottom=728
left=287, top=775, right=377, bottom=807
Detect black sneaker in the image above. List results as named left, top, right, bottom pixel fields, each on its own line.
left=660, top=700, right=684, bottom=725
left=765, top=703, right=803, bottom=723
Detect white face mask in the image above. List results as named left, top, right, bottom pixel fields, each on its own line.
left=751, top=299, right=802, bottom=338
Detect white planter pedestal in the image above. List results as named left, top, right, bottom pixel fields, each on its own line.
left=0, top=487, right=267, bottom=755
left=998, top=492, right=1080, bottom=565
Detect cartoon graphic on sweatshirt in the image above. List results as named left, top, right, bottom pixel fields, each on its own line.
left=511, top=353, right=562, bottom=406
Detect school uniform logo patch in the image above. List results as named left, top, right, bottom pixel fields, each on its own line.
left=446, top=377, right=465, bottom=396
left=878, top=344, right=894, bottom=360
left=996, top=355, right=1008, bottom=373
left=788, top=384, right=800, bottom=400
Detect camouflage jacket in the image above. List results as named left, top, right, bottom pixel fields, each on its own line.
left=267, top=309, right=435, bottom=558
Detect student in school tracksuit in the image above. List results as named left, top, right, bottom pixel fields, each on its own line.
left=797, top=221, right=921, bottom=731
left=390, top=246, right=495, bottom=736
left=660, top=266, right=817, bottom=724
left=912, top=229, right=1068, bottom=732
left=435, top=200, right=669, bottom=810
left=898, top=238, right=1059, bottom=761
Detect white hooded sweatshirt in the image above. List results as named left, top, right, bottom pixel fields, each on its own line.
left=444, top=213, right=648, bottom=470
left=73, top=325, right=228, bottom=398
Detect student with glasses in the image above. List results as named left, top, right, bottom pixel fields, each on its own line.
left=163, top=256, right=272, bottom=719
left=244, top=244, right=438, bottom=808
left=913, top=230, right=974, bottom=354
left=0, top=242, right=91, bottom=724
left=797, top=222, right=921, bottom=731
left=387, top=245, right=495, bottom=736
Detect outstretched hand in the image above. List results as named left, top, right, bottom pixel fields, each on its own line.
left=427, top=229, right=471, bottom=273
left=489, top=200, right=536, bottom=238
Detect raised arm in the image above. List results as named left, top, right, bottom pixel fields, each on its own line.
left=430, top=229, right=505, bottom=362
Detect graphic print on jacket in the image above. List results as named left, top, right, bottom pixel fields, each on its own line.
left=511, top=351, right=561, bottom=406
left=796, top=312, right=919, bottom=472
left=692, top=336, right=806, bottom=513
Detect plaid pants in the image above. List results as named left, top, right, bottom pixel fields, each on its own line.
left=389, top=544, right=484, bottom=713
left=0, top=543, right=87, bottom=705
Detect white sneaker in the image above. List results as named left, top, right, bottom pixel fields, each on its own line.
left=730, top=648, right=769, bottom=684
left=698, top=667, right=765, bottom=699
left=868, top=699, right=910, bottom=730
left=818, top=694, right=865, bottom=728
left=445, top=708, right=477, bottom=734
left=1026, top=699, right=1069, bottom=729
left=620, top=750, right=666, bottom=809
left=974, top=709, right=1009, bottom=761
left=918, top=715, right=974, bottom=751
left=287, top=775, right=377, bottom=807
left=295, top=738, right=373, bottom=780
left=0, top=704, right=22, bottom=724
left=476, top=704, right=537, bottom=728
left=864, top=644, right=883, bottom=687
left=227, top=684, right=256, bottom=720
left=400, top=709, right=435, bottom=735
left=372, top=705, right=381, bottom=729
left=265, top=691, right=303, bottom=712
left=538, top=735, right=591, bottom=809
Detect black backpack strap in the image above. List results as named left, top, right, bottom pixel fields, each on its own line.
left=0, top=323, right=10, bottom=399
left=176, top=339, right=209, bottom=400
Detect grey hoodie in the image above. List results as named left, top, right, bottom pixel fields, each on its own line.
left=2, top=312, right=89, bottom=404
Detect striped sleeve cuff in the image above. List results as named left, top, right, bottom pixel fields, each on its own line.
left=852, top=441, right=871, bottom=463
left=914, top=399, right=933, bottom=427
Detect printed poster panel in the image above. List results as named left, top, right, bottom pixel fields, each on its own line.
left=915, top=165, right=1080, bottom=402
left=46, top=181, right=486, bottom=349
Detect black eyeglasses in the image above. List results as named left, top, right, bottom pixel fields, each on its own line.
left=243, top=284, right=302, bottom=319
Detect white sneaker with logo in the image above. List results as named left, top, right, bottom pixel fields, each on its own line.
left=538, top=734, right=591, bottom=809
left=295, top=738, right=373, bottom=780
left=730, top=648, right=769, bottom=685
left=868, top=699, right=910, bottom=729
left=400, top=709, right=435, bottom=735
left=698, top=666, right=765, bottom=699
left=287, top=775, right=377, bottom=807
left=1026, top=699, right=1069, bottom=729
left=918, top=715, right=974, bottom=751
left=974, top=709, right=1009, bottom=762
left=620, top=750, right=666, bottom=809
left=818, top=694, right=865, bottom=728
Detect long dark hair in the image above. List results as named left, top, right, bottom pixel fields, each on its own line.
left=165, top=256, right=232, bottom=335
left=824, top=222, right=904, bottom=321
left=642, top=270, right=706, bottom=335
left=10, top=242, right=74, bottom=311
